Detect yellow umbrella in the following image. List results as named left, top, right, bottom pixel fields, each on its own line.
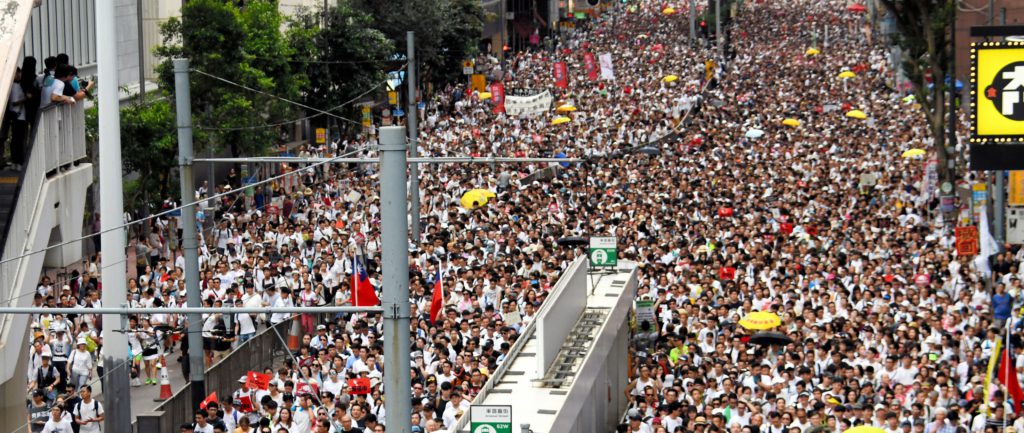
left=844, top=427, right=886, bottom=433
left=901, top=148, right=926, bottom=158
left=738, top=311, right=781, bottom=330
left=468, top=188, right=496, bottom=199
left=551, top=116, right=572, bottom=125
left=838, top=70, right=856, bottom=79
left=846, top=110, right=867, bottom=119
left=782, top=118, right=801, bottom=127
left=662, top=7, right=676, bottom=15
left=460, top=190, right=490, bottom=209
left=662, top=74, right=679, bottom=83
left=805, top=48, right=820, bottom=56
left=478, top=92, right=492, bottom=100
left=556, top=104, right=577, bottom=112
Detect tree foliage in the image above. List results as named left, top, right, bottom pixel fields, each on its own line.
left=879, top=0, right=955, bottom=180
left=154, top=0, right=306, bottom=157
left=353, top=0, right=483, bottom=87
left=120, top=97, right=179, bottom=214
left=288, top=3, right=393, bottom=135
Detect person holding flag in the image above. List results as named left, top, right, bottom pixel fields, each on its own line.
left=351, top=254, right=379, bottom=307
left=430, top=263, right=445, bottom=325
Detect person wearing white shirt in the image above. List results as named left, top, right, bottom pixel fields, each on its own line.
left=72, top=386, right=104, bottom=433
left=441, top=392, right=470, bottom=428
left=40, top=406, right=72, bottom=433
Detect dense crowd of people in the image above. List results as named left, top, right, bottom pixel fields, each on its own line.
left=18, top=0, right=1024, bottom=433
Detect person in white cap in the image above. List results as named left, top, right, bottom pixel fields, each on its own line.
left=66, top=338, right=93, bottom=391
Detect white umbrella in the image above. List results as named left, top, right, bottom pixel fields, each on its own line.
left=745, top=129, right=765, bottom=139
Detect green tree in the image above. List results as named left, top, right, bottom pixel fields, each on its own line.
left=353, top=0, right=483, bottom=87
left=879, top=0, right=955, bottom=182
left=288, top=3, right=393, bottom=135
left=154, top=0, right=306, bottom=158
left=120, top=98, right=179, bottom=214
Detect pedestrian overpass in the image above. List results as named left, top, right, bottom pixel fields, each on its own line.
left=454, top=258, right=637, bottom=433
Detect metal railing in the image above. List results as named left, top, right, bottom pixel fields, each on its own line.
left=0, top=103, right=87, bottom=341
left=137, top=318, right=302, bottom=433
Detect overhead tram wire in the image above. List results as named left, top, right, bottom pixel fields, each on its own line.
left=195, top=75, right=391, bottom=132
left=190, top=65, right=407, bottom=127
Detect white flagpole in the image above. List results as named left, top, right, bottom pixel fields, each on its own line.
left=1007, top=312, right=1012, bottom=429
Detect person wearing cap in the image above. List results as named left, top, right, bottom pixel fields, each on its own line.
left=234, top=375, right=259, bottom=416
left=29, top=352, right=61, bottom=403
left=626, top=409, right=653, bottom=433
left=27, top=388, right=49, bottom=433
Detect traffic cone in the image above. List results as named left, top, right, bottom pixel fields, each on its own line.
left=287, top=318, right=301, bottom=351
left=153, top=364, right=173, bottom=401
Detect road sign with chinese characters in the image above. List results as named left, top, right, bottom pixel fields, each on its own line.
left=589, top=236, right=618, bottom=267
left=470, top=405, right=512, bottom=433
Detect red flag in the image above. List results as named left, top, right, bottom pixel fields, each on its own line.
left=780, top=222, right=794, bottom=234
left=430, top=269, right=444, bottom=324
left=553, top=62, right=568, bottom=89
left=718, top=207, right=734, bottom=217
left=199, top=392, right=218, bottom=410
left=490, top=81, right=506, bottom=114
left=583, top=53, right=598, bottom=81
left=247, top=371, right=270, bottom=391
left=719, top=267, right=736, bottom=280
left=351, top=256, right=379, bottom=306
left=998, top=346, right=1024, bottom=414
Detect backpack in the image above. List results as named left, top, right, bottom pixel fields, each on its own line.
left=74, top=399, right=99, bottom=422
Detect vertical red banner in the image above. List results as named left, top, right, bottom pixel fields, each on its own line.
left=553, top=61, right=568, bottom=89
left=583, top=53, right=598, bottom=81
left=490, top=81, right=506, bottom=114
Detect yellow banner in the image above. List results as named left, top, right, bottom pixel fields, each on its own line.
left=1010, top=171, right=1024, bottom=206
left=471, top=74, right=487, bottom=93
left=984, top=338, right=1003, bottom=416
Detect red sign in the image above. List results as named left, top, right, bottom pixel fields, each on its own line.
left=780, top=222, right=794, bottom=234
left=718, top=207, right=734, bottom=217
left=553, top=62, right=568, bottom=89
left=267, top=205, right=279, bottom=216
left=719, top=267, right=736, bottom=281
left=295, top=381, right=319, bottom=396
left=348, top=378, right=371, bottom=395
left=247, top=371, right=270, bottom=391
left=955, top=226, right=980, bottom=256
left=583, top=53, right=598, bottom=81
left=490, top=81, right=506, bottom=114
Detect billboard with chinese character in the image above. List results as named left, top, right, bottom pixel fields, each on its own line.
left=971, top=42, right=1024, bottom=143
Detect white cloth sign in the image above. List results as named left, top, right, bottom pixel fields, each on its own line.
left=505, top=90, right=553, bottom=117
left=599, top=53, right=615, bottom=80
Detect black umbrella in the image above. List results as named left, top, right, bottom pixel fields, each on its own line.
left=636, top=146, right=661, bottom=156
left=557, top=236, right=589, bottom=247
left=748, top=331, right=794, bottom=346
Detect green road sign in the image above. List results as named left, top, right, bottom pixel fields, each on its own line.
left=589, top=236, right=618, bottom=267
left=471, top=405, right=512, bottom=433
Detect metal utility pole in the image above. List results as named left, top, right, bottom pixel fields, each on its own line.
left=173, top=58, right=207, bottom=409
left=689, top=0, right=696, bottom=44
left=407, top=32, right=421, bottom=244
left=715, top=0, right=723, bottom=60
left=379, top=126, right=412, bottom=433
left=136, top=0, right=146, bottom=103
left=97, top=0, right=131, bottom=429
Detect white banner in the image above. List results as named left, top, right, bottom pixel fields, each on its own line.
left=599, top=53, right=615, bottom=80
left=505, top=90, right=553, bottom=117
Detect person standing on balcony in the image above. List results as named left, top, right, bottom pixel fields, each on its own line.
left=2, top=67, right=28, bottom=170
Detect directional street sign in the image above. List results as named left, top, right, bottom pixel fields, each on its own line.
left=471, top=405, right=512, bottom=433
left=589, top=236, right=618, bottom=267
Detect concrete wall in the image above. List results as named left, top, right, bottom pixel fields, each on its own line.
left=535, top=257, right=588, bottom=378
left=0, top=164, right=93, bottom=433
left=548, top=267, right=637, bottom=433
